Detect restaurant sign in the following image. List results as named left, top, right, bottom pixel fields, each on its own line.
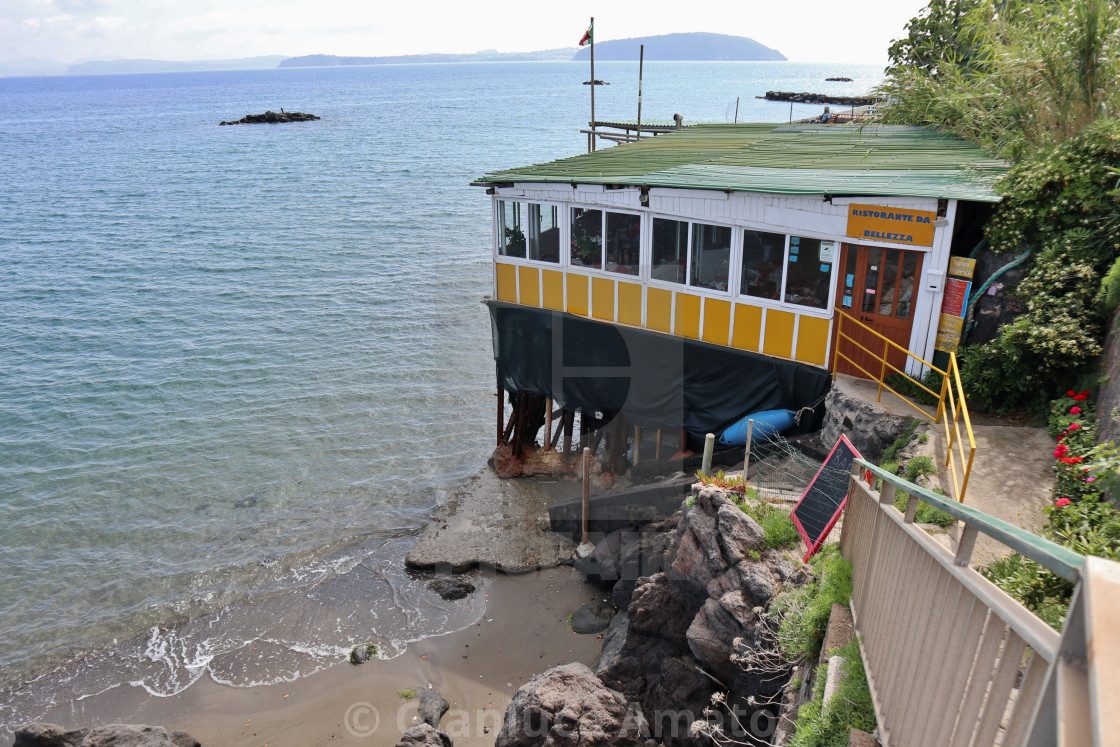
left=846, top=204, right=937, bottom=247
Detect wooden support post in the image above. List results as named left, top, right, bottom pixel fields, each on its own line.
left=544, top=398, right=553, bottom=452
left=496, top=386, right=504, bottom=446
left=513, top=394, right=527, bottom=459
left=579, top=411, right=589, bottom=452
left=679, top=429, right=688, bottom=453
left=609, top=415, right=624, bottom=471
left=633, top=425, right=641, bottom=467
left=563, top=411, right=574, bottom=457
left=702, top=433, right=715, bottom=475
left=582, top=446, right=591, bottom=545
left=655, top=428, right=662, bottom=460
left=743, top=419, right=755, bottom=479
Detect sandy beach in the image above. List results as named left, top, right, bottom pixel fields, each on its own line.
left=29, top=559, right=605, bottom=746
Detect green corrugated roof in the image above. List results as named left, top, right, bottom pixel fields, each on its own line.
left=476, top=123, right=1008, bottom=202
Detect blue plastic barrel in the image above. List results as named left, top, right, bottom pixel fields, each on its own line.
left=718, top=409, right=797, bottom=447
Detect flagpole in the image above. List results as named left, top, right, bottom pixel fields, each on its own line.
left=589, top=16, right=596, bottom=152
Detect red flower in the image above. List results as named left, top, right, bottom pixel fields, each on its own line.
left=1074, top=394, right=1088, bottom=401
left=1071, top=406, right=1082, bottom=415
left=1055, top=497, right=1071, bottom=507
left=1082, top=390, right=1091, bottom=396
left=1069, top=423, right=1081, bottom=430
left=1057, top=434, right=1065, bottom=441
left=1054, top=444, right=1069, bottom=458
left=1067, top=390, right=1076, bottom=396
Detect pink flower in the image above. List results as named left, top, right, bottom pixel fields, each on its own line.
left=1055, top=497, right=1071, bottom=507
left=1087, top=477, right=1096, bottom=483
left=1071, top=406, right=1082, bottom=415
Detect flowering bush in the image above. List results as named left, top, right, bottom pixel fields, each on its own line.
left=983, top=388, right=1120, bottom=630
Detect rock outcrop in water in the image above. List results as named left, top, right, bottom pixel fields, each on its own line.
left=759, top=91, right=874, bottom=106
left=13, top=723, right=201, bottom=747
left=219, top=110, right=320, bottom=125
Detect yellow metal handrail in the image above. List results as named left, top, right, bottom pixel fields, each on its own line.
left=832, top=309, right=977, bottom=503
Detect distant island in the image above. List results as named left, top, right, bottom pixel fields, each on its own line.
left=283, top=33, right=784, bottom=68
left=2, top=33, right=785, bottom=78
left=572, top=32, right=785, bottom=62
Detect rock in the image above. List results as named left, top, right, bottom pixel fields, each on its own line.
left=667, top=491, right=765, bottom=607
left=759, top=91, right=874, bottom=106
left=219, top=110, right=320, bottom=125
left=575, top=531, right=625, bottom=588
left=169, top=733, right=201, bottom=747
left=350, top=643, right=377, bottom=664
left=686, top=598, right=746, bottom=685
left=395, top=724, right=453, bottom=747
left=418, top=688, right=450, bottom=729
left=13, top=723, right=87, bottom=747
left=81, top=725, right=179, bottom=746
left=596, top=611, right=629, bottom=676
left=819, top=381, right=913, bottom=462
left=495, top=663, right=643, bottom=747
left=427, top=577, right=476, bottom=600
left=571, top=600, right=615, bottom=634
left=627, top=573, right=696, bottom=641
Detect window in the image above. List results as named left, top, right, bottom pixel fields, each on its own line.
left=650, top=217, right=730, bottom=290
left=690, top=224, right=731, bottom=291
left=784, top=236, right=833, bottom=309
left=741, top=230, right=786, bottom=300
left=498, top=200, right=526, bottom=258
left=498, top=201, right=560, bottom=263
left=571, top=208, right=640, bottom=276
left=652, top=218, right=687, bottom=284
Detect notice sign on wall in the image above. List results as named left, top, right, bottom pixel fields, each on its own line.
left=941, top=277, right=972, bottom=317
left=846, top=204, right=937, bottom=247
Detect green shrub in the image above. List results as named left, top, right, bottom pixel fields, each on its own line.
left=892, top=489, right=956, bottom=528
left=904, top=456, right=937, bottom=482
left=739, top=499, right=802, bottom=551
left=884, top=369, right=945, bottom=407
left=772, top=546, right=853, bottom=661
left=789, top=638, right=877, bottom=747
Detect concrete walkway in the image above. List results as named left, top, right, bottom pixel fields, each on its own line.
left=937, top=424, right=1055, bottom=566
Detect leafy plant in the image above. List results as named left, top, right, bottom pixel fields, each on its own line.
left=771, top=546, right=853, bottom=662
left=789, top=638, right=877, bottom=747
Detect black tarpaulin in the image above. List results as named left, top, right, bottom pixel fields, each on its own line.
left=488, top=301, right=832, bottom=436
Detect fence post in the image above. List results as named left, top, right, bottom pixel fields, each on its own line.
left=702, top=433, right=715, bottom=475
left=743, top=419, right=755, bottom=480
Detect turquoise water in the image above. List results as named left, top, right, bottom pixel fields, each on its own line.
left=0, top=60, right=882, bottom=731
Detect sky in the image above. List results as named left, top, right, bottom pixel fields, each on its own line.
left=1, top=0, right=932, bottom=65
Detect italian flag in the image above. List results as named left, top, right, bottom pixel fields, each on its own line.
left=579, top=23, right=593, bottom=47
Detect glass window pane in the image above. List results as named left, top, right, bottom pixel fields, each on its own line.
left=841, top=243, right=857, bottom=309
left=571, top=207, right=602, bottom=268
left=498, top=201, right=526, bottom=258
left=741, top=229, right=785, bottom=300
left=527, top=204, right=560, bottom=263
left=879, top=250, right=900, bottom=316
left=897, top=253, right=918, bottom=319
left=652, top=217, right=687, bottom=285
left=690, top=223, right=731, bottom=291
left=783, top=236, right=832, bottom=309
left=862, top=246, right=882, bottom=314
left=605, top=212, right=640, bottom=276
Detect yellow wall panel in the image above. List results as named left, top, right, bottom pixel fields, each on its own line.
left=795, top=315, right=830, bottom=367
left=518, top=266, right=540, bottom=308
left=647, top=287, right=672, bottom=333
left=732, top=303, right=763, bottom=352
left=763, top=309, right=796, bottom=359
left=495, top=263, right=517, bottom=303
left=541, top=270, right=564, bottom=311
left=591, top=277, right=615, bottom=321
left=675, top=293, right=702, bottom=339
left=702, top=298, right=731, bottom=346
left=567, top=274, right=589, bottom=316
left=617, top=282, right=643, bottom=327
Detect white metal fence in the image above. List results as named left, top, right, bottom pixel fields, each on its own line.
left=840, top=460, right=1118, bottom=746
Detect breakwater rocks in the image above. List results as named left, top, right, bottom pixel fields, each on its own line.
left=219, top=110, right=320, bottom=125
left=13, top=723, right=200, bottom=747
left=492, top=484, right=813, bottom=746
left=759, top=91, right=875, bottom=107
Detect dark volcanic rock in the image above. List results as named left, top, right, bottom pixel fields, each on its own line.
left=495, top=663, right=643, bottom=747
left=13, top=723, right=87, bottom=747
left=350, top=642, right=377, bottom=664
left=571, top=599, right=615, bottom=634
left=82, top=724, right=185, bottom=746
left=759, top=91, right=874, bottom=106
left=427, top=577, right=476, bottom=600
left=219, top=110, right=320, bottom=125
left=395, top=724, right=453, bottom=747
left=418, top=687, right=451, bottom=728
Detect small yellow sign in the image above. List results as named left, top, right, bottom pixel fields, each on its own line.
left=935, top=314, right=965, bottom=352
left=948, top=256, right=977, bottom=278
left=846, top=204, right=937, bottom=247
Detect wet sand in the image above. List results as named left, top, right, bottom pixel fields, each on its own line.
left=33, top=565, right=606, bottom=746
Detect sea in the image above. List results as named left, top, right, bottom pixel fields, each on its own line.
left=0, top=59, right=883, bottom=736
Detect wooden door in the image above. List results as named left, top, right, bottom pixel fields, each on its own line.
left=833, top=243, right=924, bottom=380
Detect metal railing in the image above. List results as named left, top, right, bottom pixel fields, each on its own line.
left=841, top=460, right=1117, bottom=746
left=833, top=308, right=977, bottom=502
